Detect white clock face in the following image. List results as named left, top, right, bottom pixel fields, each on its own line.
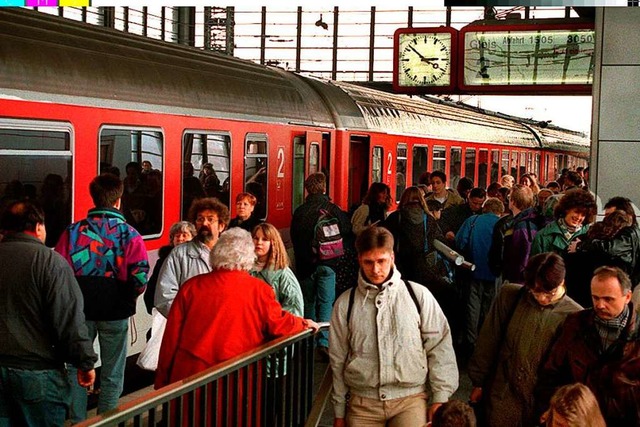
left=398, top=33, right=452, bottom=87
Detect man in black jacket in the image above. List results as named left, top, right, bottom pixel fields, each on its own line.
left=291, top=172, right=351, bottom=353
left=0, top=200, right=97, bottom=426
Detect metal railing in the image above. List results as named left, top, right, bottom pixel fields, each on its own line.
left=76, top=325, right=329, bottom=427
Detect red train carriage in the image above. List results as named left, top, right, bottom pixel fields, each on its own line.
left=0, top=8, right=589, bottom=356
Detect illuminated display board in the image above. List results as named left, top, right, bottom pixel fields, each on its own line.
left=459, top=22, right=595, bottom=93
left=393, top=27, right=458, bottom=94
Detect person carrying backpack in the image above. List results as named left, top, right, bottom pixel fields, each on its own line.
left=329, top=226, right=458, bottom=427
left=291, top=172, right=352, bottom=356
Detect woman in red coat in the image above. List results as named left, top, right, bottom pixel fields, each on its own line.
left=155, top=227, right=317, bottom=388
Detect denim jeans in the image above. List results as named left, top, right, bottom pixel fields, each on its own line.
left=0, top=366, right=72, bottom=427
left=301, top=265, right=336, bottom=348
left=68, top=318, right=129, bottom=423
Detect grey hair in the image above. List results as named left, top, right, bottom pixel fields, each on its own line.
left=169, top=221, right=196, bottom=242
left=210, top=227, right=256, bottom=271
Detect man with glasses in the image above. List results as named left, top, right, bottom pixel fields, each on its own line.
left=468, top=253, right=581, bottom=427
left=155, top=197, right=229, bottom=317
left=538, top=266, right=640, bottom=426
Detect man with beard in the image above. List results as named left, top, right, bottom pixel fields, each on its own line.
left=155, top=197, right=230, bottom=317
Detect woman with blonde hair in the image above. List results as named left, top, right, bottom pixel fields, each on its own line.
left=541, top=383, right=606, bottom=427
left=251, top=223, right=303, bottom=316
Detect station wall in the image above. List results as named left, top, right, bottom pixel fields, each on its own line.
left=592, top=8, right=640, bottom=210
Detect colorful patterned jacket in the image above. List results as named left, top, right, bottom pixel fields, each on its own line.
left=55, top=207, right=149, bottom=321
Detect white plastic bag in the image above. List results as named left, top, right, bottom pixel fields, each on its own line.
left=136, top=308, right=167, bottom=371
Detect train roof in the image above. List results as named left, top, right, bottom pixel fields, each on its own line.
left=0, top=8, right=335, bottom=127
left=0, top=8, right=590, bottom=155
left=528, top=124, right=590, bottom=153
left=309, top=79, right=541, bottom=147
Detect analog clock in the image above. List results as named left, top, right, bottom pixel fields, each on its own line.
left=393, top=28, right=458, bottom=92
left=398, top=32, right=452, bottom=87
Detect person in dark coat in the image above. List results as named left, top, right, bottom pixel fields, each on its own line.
left=469, top=253, right=582, bottom=427
left=228, top=192, right=263, bottom=232
left=574, top=196, right=640, bottom=286
left=290, top=172, right=351, bottom=352
left=0, top=200, right=97, bottom=426
left=538, top=266, right=640, bottom=427
left=565, top=210, right=633, bottom=307
left=441, top=187, right=486, bottom=243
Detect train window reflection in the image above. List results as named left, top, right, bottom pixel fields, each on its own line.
left=478, top=149, right=488, bottom=189
left=465, top=148, right=476, bottom=184
left=309, top=143, right=319, bottom=174
left=432, top=146, right=446, bottom=176
left=450, top=147, right=462, bottom=190
left=396, top=144, right=407, bottom=203
left=99, top=127, right=163, bottom=237
left=491, top=150, right=500, bottom=184
left=511, top=151, right=519, bottom=178
left=292, top=137, right=305, bottom=212
left=372, top=146, right=383, bottom=183
left=412, top=145, right=428, bottom=186
left=0, top=122, right=72, bottom=247
left=183, top=132, right=231, bottom=212
left=245, top=134, right=268, bottom=220
left=501, top=150, right=510, bottom=178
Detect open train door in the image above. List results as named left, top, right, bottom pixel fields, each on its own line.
left=348, top=135, right=370, bottom=213
left=292, top=131, right=324, bottom=213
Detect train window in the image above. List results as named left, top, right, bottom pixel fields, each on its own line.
left=501, top=150, right=510, bottom=178
left=396, top=144, right=407, bottom=202
left=465, top=148, right=476, bottom=184
left=478, top=149, right=488, bottom=189
left=0, top=122, right=72, bottom=247
left=292, top=137, right=305, bottom=212
left=309, top=143, right=320, bottom=174
left=99, top=127, right=163, bottom=238
left=372, top=146, right=383, bottom=183
left=244, top=134, right=268, bottom=220
left=432, top=146, right=446, bottom=176
left=534, top=154, right=540, bottom=181
left=491, top=150, right=500, bottom=183
left=450, top=147, right=462, bottom=190
left=183, top=132, right=231, bottom=214
left=520, top=152, right=527, bottom=177
left=511, top=151, right=519, bottom=178
left=412, top=146, right=428, bottom=186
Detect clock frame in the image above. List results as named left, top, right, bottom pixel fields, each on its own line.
left=393, top=27, right=458, bottom=94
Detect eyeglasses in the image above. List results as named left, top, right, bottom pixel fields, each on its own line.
left=530, top=287, right=559, bottom=300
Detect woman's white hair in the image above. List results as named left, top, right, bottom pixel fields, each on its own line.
left=210, top=227, right=256, bottom=271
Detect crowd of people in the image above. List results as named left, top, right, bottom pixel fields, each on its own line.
left=1, top=164, right=639, bottom=426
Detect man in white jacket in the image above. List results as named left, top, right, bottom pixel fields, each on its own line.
left=329, top=226, right=458, bottom=427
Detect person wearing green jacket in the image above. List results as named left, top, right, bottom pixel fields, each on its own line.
left=531, top=188, right=596, bottom=256
left=250, top=222, right=304, bottom=316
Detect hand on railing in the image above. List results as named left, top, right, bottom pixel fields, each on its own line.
left=303, top=318, right=321, bottom=333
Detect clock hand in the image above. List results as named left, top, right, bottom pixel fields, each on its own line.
left=408, top=45, right=429, bottom=62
